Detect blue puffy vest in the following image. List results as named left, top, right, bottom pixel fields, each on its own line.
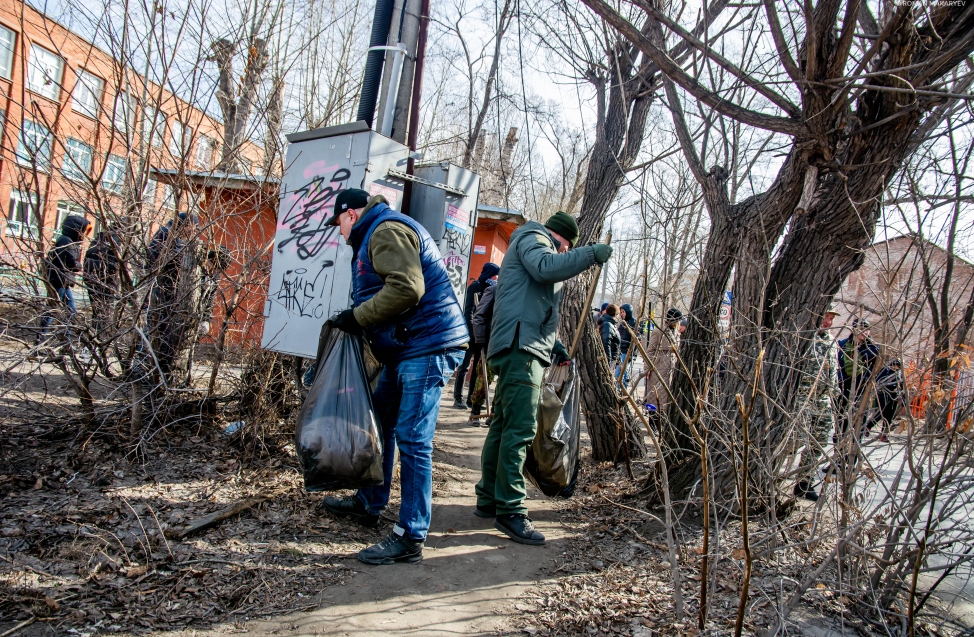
left=349, top=203, right=468, bottom=363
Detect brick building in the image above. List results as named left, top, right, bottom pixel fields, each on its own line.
left=834, top=234, right=974, bottom=366
left=0, top=0, right=263, bottom=268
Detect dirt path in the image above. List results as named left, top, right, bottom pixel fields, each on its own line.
left=188, top=394, right=570, bottom=637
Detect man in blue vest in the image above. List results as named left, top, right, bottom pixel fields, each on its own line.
left=321, top=188, right=468, bottom=565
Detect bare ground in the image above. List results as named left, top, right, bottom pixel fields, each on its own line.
left=1, top=358, right=968, bottom=636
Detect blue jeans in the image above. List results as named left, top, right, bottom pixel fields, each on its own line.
left=615, top=349, right=631, bottom=384
left=357, top=348, right=464, bottom=541
left=39, top=287, right=77, bottom=332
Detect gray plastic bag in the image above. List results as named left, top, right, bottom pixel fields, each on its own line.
left=524, top=362, right=581, bottom=498
left=295, top=325, right=384, bottom=491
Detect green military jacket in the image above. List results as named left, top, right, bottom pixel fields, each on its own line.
left=798, top=331, right=837, bottom=409
left=487, top=220, right=597, bottom=363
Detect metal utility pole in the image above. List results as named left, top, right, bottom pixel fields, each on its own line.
left=375, top=0, right=422, bottom=143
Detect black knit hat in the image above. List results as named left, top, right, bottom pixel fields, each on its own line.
left=327, top=188, right=370, bottom=225
left=544, top=211, right=579, bottom=247
left=665, top=308, right=683, bottom=324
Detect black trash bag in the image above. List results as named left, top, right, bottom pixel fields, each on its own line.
left=295, top=324, right=384, bottom=492
left=524, top=361, right=581, bottom=498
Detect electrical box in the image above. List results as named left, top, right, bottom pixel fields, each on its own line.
left=406, top=162, right=481, bottom=309
left=261, top=122, right=409, bottom=358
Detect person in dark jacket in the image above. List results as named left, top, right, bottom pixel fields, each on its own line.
left=868, top=359, right=902, bottom=442
left=617, top=303, right=636, bottom=383
left=475, top=211, right=611, bottom=546
left=469, top=281, right=497, bottom=418
left=453, top=262, right=500, bottom=408
left=836, top=318, right=880, bottom=438
left=600, top=304, right=621, bottom=363
left=143, top=212, right=199, bottom=378
left=321, top=189, right=467, bottom=566
left=39, top=214, right=92, bottom=339
left=596, top=302, right=609, bottom=328
left=83, top=231, right=121, bottom=340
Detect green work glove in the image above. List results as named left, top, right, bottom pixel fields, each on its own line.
left=592, top=244, right=613, bottom=264
left=551, top=340, right=571, bottom=366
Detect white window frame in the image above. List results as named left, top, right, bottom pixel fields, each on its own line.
left=16, top=120, right=52, bottom=171
left=113, top=90, right=134, bottom=134
left=170, top=119, right=184, bottom=156
left=196, top=135, right=216, bottom=169
left=26, top=44, right=63, bottom=101
left=7, top=189, right=40, bottom=239
left=162, top=183, right=178, bottom=210
left=102, top=154, right=126, bottom=194
left=143, top=177, right=158, bottom=205
left=0, top=24, right=15, bottom=80
left=62, top=137, right=93, bottom=182
left=71, top=69, right=104, bottom=119
left=142, top=107, right=166, bottom=148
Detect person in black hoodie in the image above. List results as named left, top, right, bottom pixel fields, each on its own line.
left=39, top=214, right=92, bottom=338
left=144, top=212, right=199, bottom=377
left=600, top=304, right=622, bottom=364
left=868, top=359, right=903, bottom=443
left=83, top=231, right=121, bottom=340
left=616, top=303, right=636, bottom=383
left=453, top=262, right=500, bottom=409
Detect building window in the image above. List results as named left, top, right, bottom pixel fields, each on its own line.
left=196, top=135, right=216, bottom=169
left=170, top=120, right=184, bottom=156
left=26, top=44, right=63, bottom=101
left=0, top=25, right=15, bottom=80
left=16, top=120, right=53, bottom=171
left=62, top=138, right=93, bottom=182
left=7, top=189, right=40, bottom=239
left=142, top=107, right=166, bottom=148
left=162, top=184, right=178, bottom=210
left=102, top=154, right=126, bottom=193
left=143, top=177, right=158, bottom=205
left=113, top=90, right=134, bottom=134
left=72, top=69, right=104, bottom=119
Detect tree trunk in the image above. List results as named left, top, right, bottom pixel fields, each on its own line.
left=557, top=33, right=657, bottom=461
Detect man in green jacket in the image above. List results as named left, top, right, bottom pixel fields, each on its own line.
left=475, top=211, right=611, bottom=545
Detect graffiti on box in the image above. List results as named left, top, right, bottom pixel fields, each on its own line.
left=277, top=164, right=350, bottom=260
left=443, top=249, right=467, bottom=296
left=275, top=262, right=337, bottom=318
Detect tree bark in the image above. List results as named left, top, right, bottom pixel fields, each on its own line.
left=557, top=29, right=658, bottom=461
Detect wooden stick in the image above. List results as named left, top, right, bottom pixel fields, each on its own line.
left=480, top=353, right=492, bottom=418
left=568, top=232, right=612, bottom=360
left=165, top=496, right=270, bottom=540
left=0, top=617, right=35, bottom=637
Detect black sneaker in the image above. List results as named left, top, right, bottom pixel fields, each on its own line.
left=494, top=514, right=545, bottom=546
left=358, top=525, right=423, bottom=565
left=793, top=481, right=819, bottom=502
left=474, top=504, right=495, bottom=518
left=321, top=495, right=381, bottom=528
left=453, top=399, right=469, bottom=410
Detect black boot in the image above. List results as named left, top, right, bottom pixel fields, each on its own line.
left=358, top=525, right=423, bottom=565
left=321, top=495, right=381, bottom=527
left=793, top=481, right=819, bottom=502
left=494, top=514, right=545, bottom=545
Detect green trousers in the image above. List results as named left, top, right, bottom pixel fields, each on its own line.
left=475, top=347, right=545, bottom=515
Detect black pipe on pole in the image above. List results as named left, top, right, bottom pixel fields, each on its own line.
left=400, top=0, right=430, bottom=215
left=356, top=0, right=397, bottom=128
